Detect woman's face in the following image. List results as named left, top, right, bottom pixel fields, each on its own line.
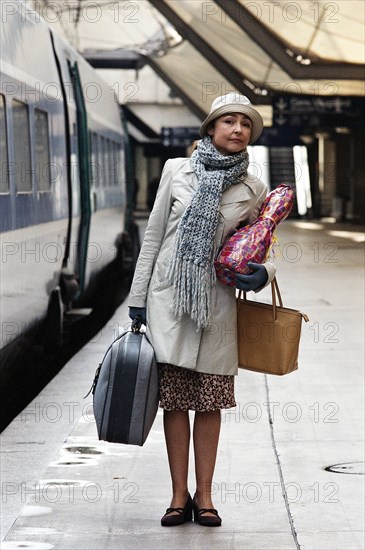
left=208, top=112, right=252, bottom=155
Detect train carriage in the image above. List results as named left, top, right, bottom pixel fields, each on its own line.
left=0, top=0, right=134, bottom=355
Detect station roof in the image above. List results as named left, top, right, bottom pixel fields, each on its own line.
left=29, top=0, right=365, bottom=135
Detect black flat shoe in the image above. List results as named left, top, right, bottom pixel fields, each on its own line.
left=192, top=495, right=222, bottom=527
left=161, top=493, right=193, bottom=527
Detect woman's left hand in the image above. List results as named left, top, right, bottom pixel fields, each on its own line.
left=235, top=262, right=268, bottom=292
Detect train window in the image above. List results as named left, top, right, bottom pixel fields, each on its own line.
left=115, top=143, right=124, bottom=187
left=34, top=108, right=51, bottom=192
left=89, top=131, right=94, bottom=187
left=106, top=139, right=111, bottom=187
left=12, top=99, right=32, bottom=192
left=112, top=142, right=117, bottom=186
left=108, top=139, right=114, bottom=187
left=96, top=133, right=102, bottom=187
left=101, top=136, right=108, bottom=187
left=99, top=136, right=103, bottom=187
left=90, top=132, right=99, bottom=188
left=103, top=138, right=107, bottom=187
left=0, top=94, right=9, bottom=193
left=114, top=143, right=120, bottom=186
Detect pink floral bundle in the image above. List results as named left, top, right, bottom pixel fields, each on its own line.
left=215, top=184, right=294, bottom=286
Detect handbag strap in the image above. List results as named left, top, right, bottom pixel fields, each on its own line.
left=239, top=277, right=283, bottom=321
left=271, top=277, right=283, bottom=320
left=238, top=277, right=309, bottom=323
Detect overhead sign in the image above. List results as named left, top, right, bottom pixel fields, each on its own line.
left=161, top=127, right=200, bottom=147
left=255, top=126, right=302, bottom=147
left=273, top=95, right=365, bottom=128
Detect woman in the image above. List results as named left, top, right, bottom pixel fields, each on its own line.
left=128, top=93, right=276, bottom=527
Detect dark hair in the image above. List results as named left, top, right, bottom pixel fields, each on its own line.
left=206, top=121, right=215, bottom=134
left=208, top=113, right=252, bottom=132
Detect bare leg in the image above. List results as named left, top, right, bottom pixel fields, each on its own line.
left=163, top=410, right=190, bottom=511
left=193, top=410, right=221, bottom=513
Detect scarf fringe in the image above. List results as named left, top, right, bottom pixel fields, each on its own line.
left=167, top=137, right=249, bottom=329
left=168, top=257, right=216, bottom=329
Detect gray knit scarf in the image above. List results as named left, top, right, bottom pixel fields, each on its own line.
left=167, top=136, right=249, bottom=328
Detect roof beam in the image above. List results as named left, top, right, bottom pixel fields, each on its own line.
left=84, top=46, right=206, bottom=121
left=122, top=105, right=160, bottom=139
left=216, top=0, right=364, bottom=81
left=148, top=0, right=271, bottom=103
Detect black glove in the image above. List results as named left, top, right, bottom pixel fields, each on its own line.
left=235, top=262, right=268, bottom=292
left=128, top=307, right=147, bottom=325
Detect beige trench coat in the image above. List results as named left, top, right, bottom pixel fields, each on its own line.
left=128, top=157, right=276, bottom=376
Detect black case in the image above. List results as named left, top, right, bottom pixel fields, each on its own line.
left=89, top=320, right=158, bottom=446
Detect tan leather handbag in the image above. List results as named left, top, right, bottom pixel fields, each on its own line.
left=237, top=278, right=309, bottom=375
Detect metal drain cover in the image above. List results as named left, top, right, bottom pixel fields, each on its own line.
left=325, top=461, right=365, bottom=475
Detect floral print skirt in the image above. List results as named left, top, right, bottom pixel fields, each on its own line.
left=158, top=363, right=236, bottom=412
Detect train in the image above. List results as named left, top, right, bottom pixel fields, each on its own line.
left=0, top=1, right=138, bottom=361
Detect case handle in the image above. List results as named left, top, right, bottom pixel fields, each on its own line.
left=131, top=315, right=143, bottom=333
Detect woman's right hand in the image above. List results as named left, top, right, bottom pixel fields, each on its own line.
left=235, top=262, right=268, bottom=292
left=128, top=307, right=147, bottom=325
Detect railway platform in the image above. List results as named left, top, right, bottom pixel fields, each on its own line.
left=1, top=220, right=364, bottom=550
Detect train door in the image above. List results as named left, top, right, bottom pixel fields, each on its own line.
left=69, top=62, right=92, bottom=296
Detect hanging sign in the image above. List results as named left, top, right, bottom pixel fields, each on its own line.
left=273, top=95, right=365, bottom=128
left=161, top=127, right=200, bottom=147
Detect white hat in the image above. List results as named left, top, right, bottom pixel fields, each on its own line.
left=200, top=93, right=264, bottom=144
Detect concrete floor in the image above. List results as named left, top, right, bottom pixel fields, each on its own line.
left=1, top=220, right=364, bottom=550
